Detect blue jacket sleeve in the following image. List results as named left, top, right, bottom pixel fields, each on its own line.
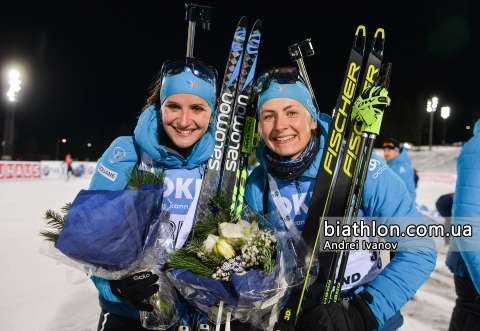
left=451, top=132, right=480, bottom=294
left=244, top=166, right=267, bottom=214
left=88, top=136, right=139, bottom=301
left=91, top=276, right=122, bottom=302
left=361, top=153, right=437, bottom=330
left=89, top=136, right=140, bottom=191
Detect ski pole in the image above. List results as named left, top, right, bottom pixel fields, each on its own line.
left=331, top=63, right=392, bottom=302
left=288, top=39, right=320, bottom=113
left=185, top=3, right=214, bottom=57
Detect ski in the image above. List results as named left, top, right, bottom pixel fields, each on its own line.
left=217, top=20, right=262, bottom=210
left=320, top=28, right=386, bottom=304
left=233, top=101, right=257, bottom=214
left=274, top=26, right=367, bottom=331
left=194, top=17, right=248, bottom=222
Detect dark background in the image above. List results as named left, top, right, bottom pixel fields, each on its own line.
left=1, top=0, right=479, bottom=161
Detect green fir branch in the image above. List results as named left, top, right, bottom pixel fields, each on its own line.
left=167, top=249, right=215, bottom=278
left=185, top=238, right=225, bottom=269
left=39, top=203, right=71, bottom=243
left=258, top=245, right=275, bottom=274
left=125, top=163, right=165, bottom=190
left=192, top=191, right=234, bottom=241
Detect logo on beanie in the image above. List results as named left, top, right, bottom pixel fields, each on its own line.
left=185, top=80, right=198, bottom=87
left=274, top=85, right=287, bottom=91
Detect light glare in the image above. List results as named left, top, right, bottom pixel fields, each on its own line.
left=7, top=70, right=22, bottom=102
left=62, top=139, right=67, bottom=143
left=441, top=107, right=450, bottom=119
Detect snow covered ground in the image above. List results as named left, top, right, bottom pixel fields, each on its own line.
left=0, top=178, right=99, bottom=331
left=0, top=146, right=461, bottom=330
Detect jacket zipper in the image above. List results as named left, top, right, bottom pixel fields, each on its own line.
left=295, top=180, right=301, bottom=194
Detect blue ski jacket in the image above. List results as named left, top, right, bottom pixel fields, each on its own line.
left=446, top=118, right=480, bottom=294
left=386, top=147, right=416, bottom=201
left=244, top=113, right=437, bottom=331
left=88, top=104, right=216, bottom=319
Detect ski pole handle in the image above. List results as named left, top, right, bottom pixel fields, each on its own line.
left=185, top=3, right=214, bottom=57
left=288, top=39, right=320, bottom=113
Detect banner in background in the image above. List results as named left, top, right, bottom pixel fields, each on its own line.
left=0, top=161, right=41, bottom=179
left=40, top=161, right=97, bottom=179
left=418, top=172, right=457, bottom=185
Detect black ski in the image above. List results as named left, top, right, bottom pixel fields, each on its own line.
left=217, top=20, right=262, bottom=209
left=194, top=17, right=248, bottom=222
left=274, top=26, right=367, bottom=331
left=320, top=28, right=385, bottom=304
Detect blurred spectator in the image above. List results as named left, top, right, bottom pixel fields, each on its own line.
left=383, top=138, right=416, bottom=201
left=436, top=193, right=454, bottom=245
left=65, top=154, right=73, bottom=181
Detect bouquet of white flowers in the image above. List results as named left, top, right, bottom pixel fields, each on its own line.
left=167, top=193, right=306, bottom=329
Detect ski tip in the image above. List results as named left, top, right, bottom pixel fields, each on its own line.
left=253, top=19, right=263, bottom=30
left=239, top=16, right=248, bottom=26
left=355, top=25, right=366, bottom=37
left=374, top=28, right=385, bottom=40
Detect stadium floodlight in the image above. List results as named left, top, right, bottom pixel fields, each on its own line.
left=7, top=70, right=21, bottom=102
left=2, top=69, right=22, bottom=160
left=427, top=97, right=439, bottom=150
left=441, top=106, right=450, bottom=119
left=427, top=99, right=433, bottom=112
left=87, top=143, right=91, bottom=147
left=62, top=139, right=67, bottom=143
left=441, top=106, right=450, bottom=145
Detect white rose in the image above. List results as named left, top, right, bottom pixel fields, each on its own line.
left=218, top=222, right=243, bottom=245
left=203, top=234, right=220, bottom=251
left=238, top=220, right=260, bottom=239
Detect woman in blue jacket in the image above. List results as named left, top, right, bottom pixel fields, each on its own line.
left=244, top=67, right=437, bottom=331
left=88, top=58, right=218, bottom=331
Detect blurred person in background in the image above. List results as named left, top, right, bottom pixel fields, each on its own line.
left=383, top=138, right=416, bottom=201
left=436, top=193, right=454, bottom=245
left=65, top=153, right=73, bottom=181
left=446, top=119, right=480, bottom=331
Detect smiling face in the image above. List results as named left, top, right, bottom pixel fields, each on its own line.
left=161, top=93, right=213, bottom=149
left=259, top=97, right=317, bottom=159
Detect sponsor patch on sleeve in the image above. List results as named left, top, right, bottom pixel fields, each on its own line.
left=98, top=162, right=117, bottom=181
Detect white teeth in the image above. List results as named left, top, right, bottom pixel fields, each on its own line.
left=176, top=128, right=193, bottom=134
left=275, top=135, right=294, bottom=141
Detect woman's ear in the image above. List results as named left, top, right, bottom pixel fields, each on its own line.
left=210, top=114, right=214, bottom=124
left=310, top=117, right=318, bottom=130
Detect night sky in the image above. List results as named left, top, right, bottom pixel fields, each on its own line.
left=1, top=0, right=479, bottom=161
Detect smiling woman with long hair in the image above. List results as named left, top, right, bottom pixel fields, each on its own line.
left=87, top=57, right=218, bottom=331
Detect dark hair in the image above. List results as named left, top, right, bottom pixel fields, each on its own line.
left=141, top=74, right=162, bottom=113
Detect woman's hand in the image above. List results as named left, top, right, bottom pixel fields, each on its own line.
left=109, top=271, right=159, bottom=312
left=298, top=292, right=378, bottom=331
